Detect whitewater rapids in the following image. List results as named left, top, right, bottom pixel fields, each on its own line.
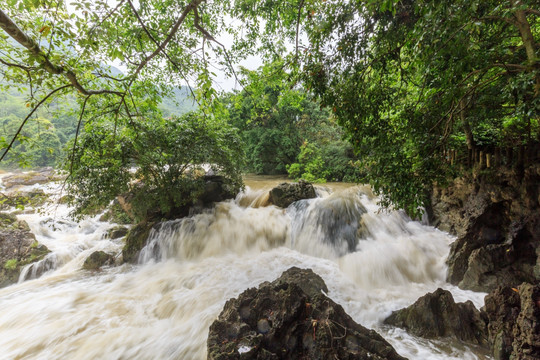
left=0, top=175, right=490, bottom=359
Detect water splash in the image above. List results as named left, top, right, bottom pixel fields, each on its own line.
left=0, top=176, right=490, bottom=360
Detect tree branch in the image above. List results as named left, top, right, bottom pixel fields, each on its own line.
left=70, top=96, right=90, bottom=174
left=0, top=9, right=123, bottom=96
left=192, top=7, right=244, bottom=91
left=126, top=0, right=200, bottom=105
left=0, top=84, right=71, bottom=162
left=131, top=0, right=204, bottom=79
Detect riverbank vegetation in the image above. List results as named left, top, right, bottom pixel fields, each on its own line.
left=0, top=0, right=538, bottom=216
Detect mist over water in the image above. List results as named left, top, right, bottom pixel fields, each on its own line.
left=0, top=175, right=490, bottom=360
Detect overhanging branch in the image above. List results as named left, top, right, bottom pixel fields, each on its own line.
left=0, top=9, right=123, bottom=96
left=0, top=84, right=72, bottom=162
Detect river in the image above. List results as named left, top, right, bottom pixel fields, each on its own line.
left=0, top=174, right=491, bottom=359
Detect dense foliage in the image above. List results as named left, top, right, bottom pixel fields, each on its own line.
left=66, top=111, right=244, bottom=221
left=297, top=0, right=539, bottom=214
left=1, top=0, right=538, bottom=216
left=224, top=62, right=358, bottom=182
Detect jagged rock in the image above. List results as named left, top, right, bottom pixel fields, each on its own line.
left=384, top=288, right=487, bottom=346
left=268, top=180, right=316, bottom=208
left=484, top=283, right=540, bottom=360
left=197, top=175, right=237, bottom=204
left=105, top=225, right=129, bottom=239
left=0, top=212, right=50, bottom=287
left=83, top=251, right=115, bottom=270
left=122, top=222, right=155, bottom=263
left=431, top=165, right=540, bottom=292
left=207, top=267, right=407, bottom=360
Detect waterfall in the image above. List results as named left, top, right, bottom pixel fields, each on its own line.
left=0, top=175, right=490, bottom=360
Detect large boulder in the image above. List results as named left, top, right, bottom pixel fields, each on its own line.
left=0, top=212, right=50, bottom=287
left=484, top=283, right=540, bottom=360
left=268, top=180, right=316, bottom=208
left=431, top=164, right=540, bottom=292
left=207, top=267, right=407, bottom=360
left=384, top=288, right=487, bottom=346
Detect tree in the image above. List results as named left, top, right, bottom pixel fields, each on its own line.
left=0, top=0, right=260, bottom=164
left=0, top=115, right=62, bottom=167
left=298, top=0, right=539, bottom=215
left=223, top=60, right=357, bottom=179
left=66, top=111, right=244, bottom=221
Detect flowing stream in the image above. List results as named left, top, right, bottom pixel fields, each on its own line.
left=0, top=174, right=491, bottom=360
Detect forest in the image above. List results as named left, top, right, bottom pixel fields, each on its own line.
left=1, top=0, right=538, bottom=217
left=0, top=1, right=538, bottom=359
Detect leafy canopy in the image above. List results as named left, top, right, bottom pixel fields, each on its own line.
left=66, top=111, right=244, bottom=221
left=297, top=0, right=539, bottom=215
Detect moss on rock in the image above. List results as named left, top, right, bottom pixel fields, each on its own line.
left=122, top=222, right=154, bottom=263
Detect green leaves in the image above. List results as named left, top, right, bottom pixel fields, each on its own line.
left=65, top=110, right=244, bottom=221
left=297, top=0, right=539, bottom=215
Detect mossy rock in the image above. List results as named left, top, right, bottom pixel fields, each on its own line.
left=122, top=222, right=154, bottom=263
left=83, top=251, right=115, bottom=270
left=1, top=241, right=50, bottom=288
left=105, top=225, right=129, bottom=239
left=268, top=180, right=317, bottom=208
left=0, top=212, right=18, bottom=228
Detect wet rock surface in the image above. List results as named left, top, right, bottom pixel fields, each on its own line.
left=122, top=221, right=155, bottom=263
left=268, top=180, right=316, bottom=208
left=105, top=225, right=129, bottom=239
left=431, top=165, right=540, bottom=292
left=484, top=283, right=540, bottom=360
left=207, top=267, right=407, bottom=360
left=83, top=251, right=115, bottom=270
left=384, top=288, right=487, bottom=346
left=0, top=212, right=49, bottom=288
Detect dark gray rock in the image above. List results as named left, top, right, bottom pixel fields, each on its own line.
left=484, top=283, right=540, bottom=360
left=197, top=175, right=237, bottom=204
left=268, top=180, right=316, bottom=208
left=431, top=164, right=540, bottom=292
left=208, top=267, right=407, bottom=360
left=384, top=288, right=487, bottom=346
left=83, top=251, right=115, bottom=270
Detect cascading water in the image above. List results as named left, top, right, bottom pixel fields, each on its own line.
left=0, top=175, right=491, bottom=360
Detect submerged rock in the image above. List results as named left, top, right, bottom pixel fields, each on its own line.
left=384, top=288, right=487, bottom=346
left=484, top=283, right=540, bottom=360
left=208, top=267, right=407, bottom=360
left=83, top=251, right=115, bottom=270
left=268, top=180, right=316, bottom=208
left=0, top=212, right=50, bottom=287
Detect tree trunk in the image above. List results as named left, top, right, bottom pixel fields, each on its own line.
left=511, top=1, right=539, bottom=95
